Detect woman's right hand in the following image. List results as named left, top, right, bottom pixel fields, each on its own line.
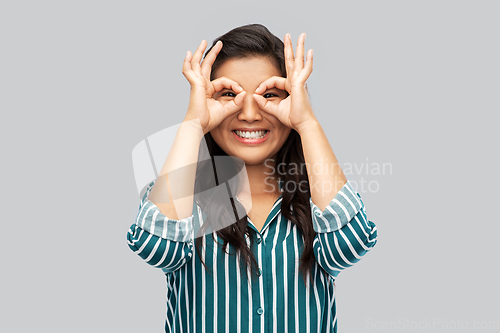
left=182, top=40, right=246, bottom=135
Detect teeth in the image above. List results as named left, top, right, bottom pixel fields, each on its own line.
left=235, top=130, right=267, bottom=139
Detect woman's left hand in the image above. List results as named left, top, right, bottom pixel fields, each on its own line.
left=253, top=33, right=317, bottom=133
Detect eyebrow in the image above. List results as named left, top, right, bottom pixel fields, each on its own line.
left=263, top=87, right=286, bottom=94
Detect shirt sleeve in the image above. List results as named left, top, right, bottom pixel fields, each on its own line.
left=127, top=179, right=195, bottom=273
left=311, top=180, right=378, bottom=279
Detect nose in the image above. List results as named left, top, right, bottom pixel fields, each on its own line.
left=237, top=92, right=263, bottom=122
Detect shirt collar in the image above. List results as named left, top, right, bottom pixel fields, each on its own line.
left=237, top=177, right=284, bottom=235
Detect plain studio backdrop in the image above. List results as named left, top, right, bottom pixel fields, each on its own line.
left=1, top=1, right=498, bottom=332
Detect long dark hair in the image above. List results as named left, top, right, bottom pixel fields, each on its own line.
left=193, top=24, right=326, bottom=286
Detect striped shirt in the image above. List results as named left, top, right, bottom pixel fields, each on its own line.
left=127, top=179, right=378, bottom=333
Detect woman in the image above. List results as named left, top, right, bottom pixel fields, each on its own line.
left=127, top=24, right=378, bottom=333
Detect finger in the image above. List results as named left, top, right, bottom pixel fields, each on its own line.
left=182, top=51, right=197, bottom=83
left=224, top=91, right=247, bottom=115
left=254, top=76, right=287, bottom=94
left=252, top=93, right=278, bottom=117
left=211, top=76, right=243, bottom=93
left=191, top=40, right=207, bottom=75
left=295, top=33, right=306, bottom=72
left=284, top=34, right=294, bottom=78
left=182, top=50, right=192, bottom=73
left=298, top=49, right=313, bottom=82
left=201, top=40, right=222, bottom=79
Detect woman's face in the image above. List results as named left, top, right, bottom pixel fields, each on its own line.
left=210, top=56, right=291, bottom=166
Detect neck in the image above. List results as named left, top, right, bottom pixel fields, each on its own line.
left=245, top=159, right=281, bottom=196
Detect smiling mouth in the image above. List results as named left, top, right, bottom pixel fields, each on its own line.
left=232, top=130, right=269, bottom=139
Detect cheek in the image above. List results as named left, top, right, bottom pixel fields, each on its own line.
left=276, top=127, right=292, bottom=139
left=211, top=131, right=222, bottom=145
left=210, top=129, right=229, bottom=151
left=280, top=133, right=291, bottom=147
left=273, top=129, right=292, bottom=150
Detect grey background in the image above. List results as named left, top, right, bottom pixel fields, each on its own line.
left=1, top=0, right=499, bottom=332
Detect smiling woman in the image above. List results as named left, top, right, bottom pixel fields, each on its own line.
left=127, top=23, right=378, bottom=333
left=210, top=57, right=291, bottom=166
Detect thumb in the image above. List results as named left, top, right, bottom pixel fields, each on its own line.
left=223, top=91, right=246, bottom=115
left=252, top=94, right=278, bottom=118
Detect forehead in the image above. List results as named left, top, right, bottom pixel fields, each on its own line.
left=213, top=56, right=282, bottom=86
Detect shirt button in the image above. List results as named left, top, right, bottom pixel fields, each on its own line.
left=257, top=268, right=262, bottom=276
left=256, top=237, right=262, bottom=244
left=257, top=307, right=264, bottom=315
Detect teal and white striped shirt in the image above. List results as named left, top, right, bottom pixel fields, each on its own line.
left=127, top=179, right=377, bottom=332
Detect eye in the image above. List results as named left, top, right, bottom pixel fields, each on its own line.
left=263, top=92, right=279, bottom=98
left=221, top=91, right=237, bottom=97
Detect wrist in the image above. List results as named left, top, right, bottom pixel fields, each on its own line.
left=183, top=114, right=210, bottom=135
left=179, top=118, right=206, bottom=138
left=295, top=117, right=320, bottom=136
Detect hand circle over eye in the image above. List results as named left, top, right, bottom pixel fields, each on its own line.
left=182, top=40, right=246, bottom=134
left=252, top=33, right=316, bottom=132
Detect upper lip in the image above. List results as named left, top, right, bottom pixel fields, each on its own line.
left=233, top=128, right=269, bottom=132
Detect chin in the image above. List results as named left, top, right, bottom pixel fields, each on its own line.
left=242, top=158, right=266, bottom=166
left=230, top=154, right=264, bottom=165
